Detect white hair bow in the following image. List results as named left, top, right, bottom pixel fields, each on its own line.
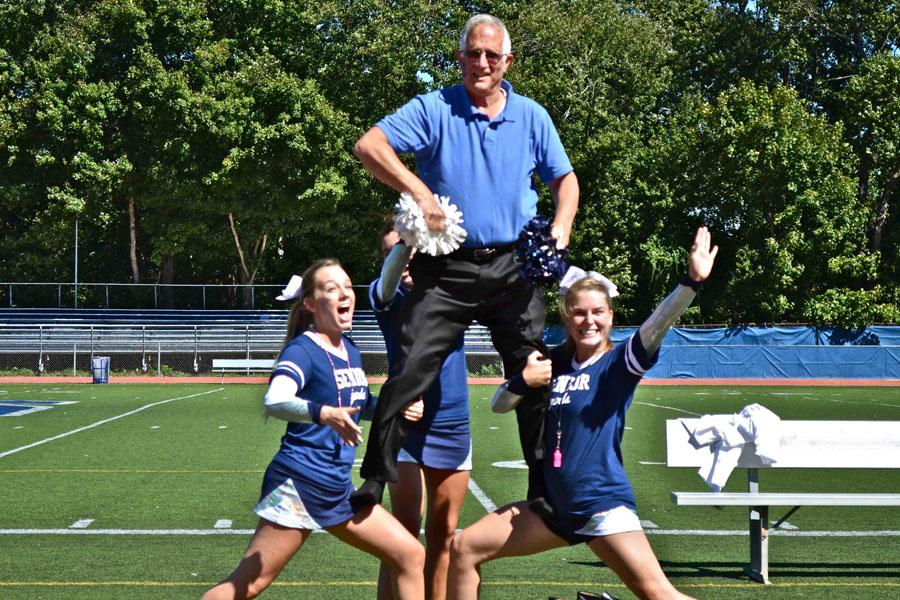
left=559, top=266, right=619, bottom=298
left=276, top=275, right=303, bottom=301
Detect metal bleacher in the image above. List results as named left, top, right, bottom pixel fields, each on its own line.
left=0, top=308, right=498, bottom=375
left=0, top=308, right=288, bottom=355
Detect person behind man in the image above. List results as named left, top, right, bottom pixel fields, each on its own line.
left=351, top=13, right=579, bottom=510
left=372, top=219, right=472, bottom=600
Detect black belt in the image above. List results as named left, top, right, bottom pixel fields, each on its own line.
left=449, top=244, right=515, bottom=261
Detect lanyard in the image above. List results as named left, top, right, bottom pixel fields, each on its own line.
left=553, top=406, right=563, bottom=468
left=308, top=330, right=346, bottom=408
left=552, top=351, right=605, bottom=469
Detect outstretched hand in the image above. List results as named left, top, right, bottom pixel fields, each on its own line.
left=319, top=405, right=363, bottom=446
left=687, top=226, right=718, bottom=284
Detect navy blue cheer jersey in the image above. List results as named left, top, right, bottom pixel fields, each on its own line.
left=543, top=333, right=658, bottom=518
left=269, top=331, right=374, bottom=490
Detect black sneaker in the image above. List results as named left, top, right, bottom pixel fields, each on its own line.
left=348, top=479, right=384, bottom=513
left=577, top=592, right=619, bottom=600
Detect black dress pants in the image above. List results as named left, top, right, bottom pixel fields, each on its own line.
left=359, top=248, right=548, bottom=492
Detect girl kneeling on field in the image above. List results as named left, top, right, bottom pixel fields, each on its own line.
left=448, top=227, right=718, bottom=600
left=203, top=259, right=425, bottom=600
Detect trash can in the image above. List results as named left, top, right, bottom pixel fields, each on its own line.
left=91, top=356, right=110, bottom=384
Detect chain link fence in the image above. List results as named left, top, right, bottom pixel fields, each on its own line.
left=0, top=282, right=369, bottom=311
left=0, top=323, right=505, bottom=379
left=0, top=282, right=508, bottom=378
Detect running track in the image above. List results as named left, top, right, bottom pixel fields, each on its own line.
left=2, top=376, right=899, bottom=386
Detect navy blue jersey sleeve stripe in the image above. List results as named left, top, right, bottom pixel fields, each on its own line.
left=272, top=360, right=305, bottom=388
left=624, top=333, right=658, bottom=376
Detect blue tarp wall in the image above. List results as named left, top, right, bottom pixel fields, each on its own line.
left=542, top=326, right=900, bottom=379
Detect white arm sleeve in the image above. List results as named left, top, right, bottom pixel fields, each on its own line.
left=638, top=284, right=697, bottom=356
left=263, top=374, right=313, bottom=422
left=376, top=243, right=414, bottom=305
left=490, top=383, right=524, bottom=413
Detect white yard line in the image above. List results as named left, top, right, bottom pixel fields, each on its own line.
left=467, top=478, right=497, bottom=512
left=0, top=388, right=224, bottom=459
left=2, top=528, right=898, bottom=537
left=646, top=529, right=900, bottom=537
left=0, top=528, right=260, bottom=535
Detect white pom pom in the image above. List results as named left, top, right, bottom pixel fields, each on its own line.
left=393, top=193, right=467, bottom=256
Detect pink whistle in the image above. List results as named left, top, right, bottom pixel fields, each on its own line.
left=552, top=447, right=562, bottom=468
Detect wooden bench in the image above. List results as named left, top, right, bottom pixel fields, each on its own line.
left=212, top=358, right=275, bottom=381
left=666, top=418, right=900, bottom=583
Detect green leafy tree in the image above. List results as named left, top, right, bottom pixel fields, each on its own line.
left=839, top=53, right=900, bottom=283
left=507, top=0, right=672, bottom=322
left=0, top=1, right=132, bottom=292
left=645, top=82, right=873, bottom=324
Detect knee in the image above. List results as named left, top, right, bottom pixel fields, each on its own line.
left=448, top=531, right=477, bottom=570
left=426, top=515, right=459, bottom=550
left=430, top=527, right=456, bottom=553
left=395, top=539, right=426, bottom=574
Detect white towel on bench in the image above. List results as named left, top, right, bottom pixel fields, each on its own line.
left=684, top=403, right=781, bottom=492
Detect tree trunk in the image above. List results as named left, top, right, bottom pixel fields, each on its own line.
left=228, top=213, right=268, bottom=308
left=128, top=198, right=140, bottom=284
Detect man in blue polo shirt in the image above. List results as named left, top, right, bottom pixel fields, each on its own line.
left=351, top=13, right=579, bottom=511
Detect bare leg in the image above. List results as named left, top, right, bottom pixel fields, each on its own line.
left=422, top=467, right=470, bottom=600
left=202, top=518, right=309, bottom=600
left=447, top=502, right=567, bottom=600
left=588, top=531, right=695, bottom=600
left=330, top=503, right=426, bottom=600
left=378, top=463, right=426, bottom=600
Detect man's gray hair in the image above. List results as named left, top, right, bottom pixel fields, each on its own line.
left=459, top=14, right=511, bottom=54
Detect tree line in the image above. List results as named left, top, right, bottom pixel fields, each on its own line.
left=1, top=0, right=897, bottom=326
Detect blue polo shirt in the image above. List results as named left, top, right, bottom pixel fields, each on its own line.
left=376, top=81, right=573, bottom=247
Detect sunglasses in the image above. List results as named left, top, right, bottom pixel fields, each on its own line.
left=461, top=49, right=509, bottom=65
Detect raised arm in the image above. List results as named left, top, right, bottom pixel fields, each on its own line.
left=548, top=171, right=579, bottom=250
left=638, top=226, right=718, bottom=356
left=375, top=242, right=414, bottom=306
left=353, top=127, right=444, bottom=232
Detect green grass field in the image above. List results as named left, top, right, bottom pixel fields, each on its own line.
left=1, top=382, right=899, bottom=599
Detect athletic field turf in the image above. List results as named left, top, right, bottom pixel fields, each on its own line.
left=1, top=382, right=898, bottom=599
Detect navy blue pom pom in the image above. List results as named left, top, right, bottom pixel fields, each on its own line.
left=515, top=216, right=568, bottom=286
